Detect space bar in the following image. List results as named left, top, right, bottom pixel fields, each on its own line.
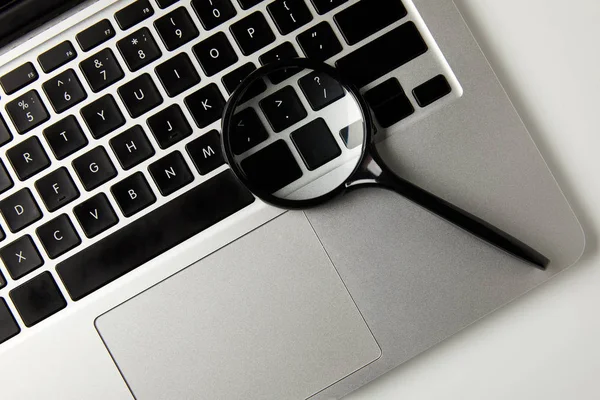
left=56, top=171, right=255, bottom=301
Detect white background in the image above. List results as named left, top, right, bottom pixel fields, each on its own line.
left=348, top=0, right=600, bottom=398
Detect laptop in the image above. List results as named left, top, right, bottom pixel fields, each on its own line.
left=0, top=0, right=584, bottom=398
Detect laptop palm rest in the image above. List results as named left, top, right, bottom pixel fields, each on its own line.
left=95, top=211, right=381, bottom=399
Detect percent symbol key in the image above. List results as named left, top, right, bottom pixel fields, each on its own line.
left=5, top=90, right=50, bottom=134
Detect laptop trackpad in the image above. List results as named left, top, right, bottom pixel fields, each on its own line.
left=95, top=211, right=381, bottom=399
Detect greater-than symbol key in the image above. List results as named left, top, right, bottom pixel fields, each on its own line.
left=259, top=86, right=307, bottom=132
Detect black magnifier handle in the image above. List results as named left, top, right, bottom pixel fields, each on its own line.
left=349, top=148, right=550, bottom=270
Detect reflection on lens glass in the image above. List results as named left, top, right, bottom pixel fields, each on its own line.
left=340, top=121, right=365, bottom=149
left=227, top=66, right=366, bottom=203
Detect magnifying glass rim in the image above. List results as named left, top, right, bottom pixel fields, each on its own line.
left=221, top=57, right=373, bottom=210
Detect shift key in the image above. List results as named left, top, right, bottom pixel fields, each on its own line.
left=56, top=170, right=254, bottom=301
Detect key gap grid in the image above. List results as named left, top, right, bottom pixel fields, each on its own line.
left=0, top=0, right=462, bottom=340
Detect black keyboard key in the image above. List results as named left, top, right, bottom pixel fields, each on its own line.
left=336, top=22, right=428, bottom=88
left=297, top=22, right=342, bottom=61
left=186, top=130, right=224, bottom=175
left=80, top=48, right=125, bottom=93
left=118, top=74, right=163, bottom=118
left=117, top=28, right=162, bottom=72
left=42, top=69, right=87, bottom=114
left=259, top=42, right=300, bottom=84
left=36, top=214, right=81, bottom=259
left=115, top=0, right=154, bottom=30
left=237, top=0, right=264, bottom=9
left=5, top=90, right=50, bottom=134
left=310, top=0, right=347, bottom=15
left=43, top=115, right=88, bottom=160
left=0, top=160, right=13, bottom=194
left=155, top=53, right=201, bottom=97
left=0, top=298, right=20, bottom=344
left=184, top=84, right=226, bottom=128
left=0, top=63, right=38, bottom=95
left=334, top=0, right=407, bottom=46
left=73, top=193, right=119, bottom=238
left=0, top=272, right=4, bottom=289
left=223, top=63, right=256, bottom=95
left=0, top=235, right=44, bottom=280
left=0, top=114, right=13, bottom=146
left=57, top=170, right=253, bottom=300
left=222, top=62, right=266, bottom=100
left=10, top=271, right=66, bottom=327
left=230, top=11, right=275, bottom=56
left=241, top=140, right=302, bottom=193
left=192, top=0, right=237, bottom=31
left=192, top=32, right=238, bottom=77
left=156, top=0, right=179, bottom=8
left=149, top=151, right=194, bottom=196
left=154, top=7, right=199, bottom=51
left=77, top=19, right=116, bottom=52
left=260, top=86, right=307, bottom=132
left=291, top=117, right=340, bottom=170
left=80, top=95, right=125, bottom=139
left=72, top=146, right=118, bottom=191
left=412, top=75, right=452, bottom=107
left=298, top=70, right=345, bottom=111
left=110, top=125, right=155, bottom=170
left=365, top=77, right=414, bottom=128
left=38, top=41, right=78, bottom=73
left=35, top=167, right=80, bottom=212
left=267, top=0, right=313, bottom=35
left=111, top=172, right=156, bottom=217
left=231, top=107, right=268, bottom=154
left=6, top=136, right=51, bottom=181
left=0, top=189, right=42, bottom=233
left=147, top=104, right=192, bottom=149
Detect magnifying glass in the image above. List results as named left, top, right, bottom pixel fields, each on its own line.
left=221, top=58, right=549, bottom=269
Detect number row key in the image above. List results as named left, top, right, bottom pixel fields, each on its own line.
left=42, top=69, right=87, bottom=114
left=5, top=90, right=49, bottom=135
left=117, top=27, right=162, bottom=72
left=192, top=0, right=237, bottom=31
left=80, top=48, right=124, bottom=93
left=154, top=6, right=199, bottom=51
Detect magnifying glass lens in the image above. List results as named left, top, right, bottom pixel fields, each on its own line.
left=224, top=65, right=367, bottom=203
left=221, top=60, right=550, bottom=268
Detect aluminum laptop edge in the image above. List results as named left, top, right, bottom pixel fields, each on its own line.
left=0, top=0, right=584, bottom=399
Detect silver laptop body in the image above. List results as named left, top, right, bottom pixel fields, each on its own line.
left=0, top=0, right=584, bottom=398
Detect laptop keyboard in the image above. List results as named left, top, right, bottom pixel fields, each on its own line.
left=0, top=0, right=460, bottom=346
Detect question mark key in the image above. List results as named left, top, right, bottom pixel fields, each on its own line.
left=298, top=71, right=346, bottom=111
